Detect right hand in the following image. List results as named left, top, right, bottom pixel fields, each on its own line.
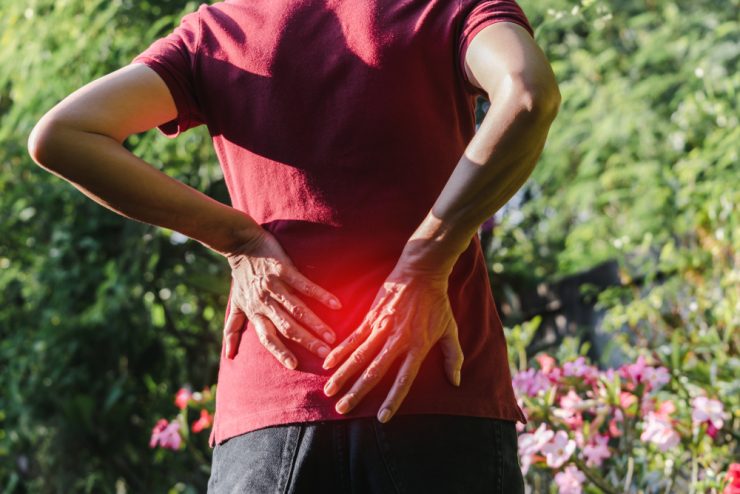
left=223, top=228, right=343, bottom=368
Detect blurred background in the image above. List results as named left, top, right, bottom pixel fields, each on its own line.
left=0, top=0, right=736, bottom=492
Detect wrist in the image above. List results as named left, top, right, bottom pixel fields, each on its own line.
left=198, top=207, right=266, bottom=259
left=397, top=211, right=476, bottom=277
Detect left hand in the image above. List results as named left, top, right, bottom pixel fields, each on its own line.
left=320, top=263, right=464, bottom=424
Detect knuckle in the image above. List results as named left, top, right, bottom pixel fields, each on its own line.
left=291, top=305, right=305, bottom=320
left=363, top=365, right=381, bottom=382
left=271, top=290, right=286, bottom=304
left=281, top=324, right=298, bottom=338
left=256, top=330, right=270, bottom=346
left=347, top=333, right=361, bottom=346
left=397, top=373, right=412, bottom=388
left=258, top=289, right=272, bottom=305
left=351, top=352, right=365, bottom=366
left=274, top=264, right=287, bottom=276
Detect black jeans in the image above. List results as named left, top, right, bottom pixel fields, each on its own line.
left=207, top=414, right=524, bottom=493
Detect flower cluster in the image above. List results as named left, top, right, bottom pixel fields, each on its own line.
left=513, top=354, right=733, bottom=493
left=149, top=385, right=215, bottom=451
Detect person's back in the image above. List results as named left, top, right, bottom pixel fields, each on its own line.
left=29, top=0, right=560, bottom=491
left=132, top=0, right=532, bottom=448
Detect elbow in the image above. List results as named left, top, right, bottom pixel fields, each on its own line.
left=506, top=75, right=561, bottom=124
left=27, top=122, right=44, bottom=165
left=27, top=115, right=64, bottom=169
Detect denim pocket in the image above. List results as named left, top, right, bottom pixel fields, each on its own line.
left=207, top=424, right=304, bottom=494
left=492, top=420, right=525, bottom=494
left=371, top=414, right=503, bottom=494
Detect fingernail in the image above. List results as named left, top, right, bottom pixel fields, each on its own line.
left=330, top=299, right=342, bottom=309
left=318, top=346, right=330, bottom=358
left=285, top=357, right=297, bottom=369
left=322, top=355, right=335, bottom=369
left=378, top=408, right=392, bottom=423
left=323, top=331, right=335, bottom=344
left=454, top=370, right=461, bottom=386
left=336, top=396, right=351, bottom=414
left=324, top=381, right=336, bottom=396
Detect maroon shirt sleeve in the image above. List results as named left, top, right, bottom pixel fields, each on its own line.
left=130, top=8, right=205, bottom=138
left=457, top=0, right=534, bottom=97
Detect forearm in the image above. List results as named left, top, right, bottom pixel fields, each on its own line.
left=28, top=121, right=262, bottom=257
left=399, top=86, right=559, bottom=275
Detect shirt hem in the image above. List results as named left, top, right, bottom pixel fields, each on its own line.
left=208, top=401, right=526, bottom=448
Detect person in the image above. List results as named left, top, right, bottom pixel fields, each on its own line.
left=27, top=0, right=560, bottom=491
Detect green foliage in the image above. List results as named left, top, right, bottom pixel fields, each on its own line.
left=0, top=0, right=224, bottom=492
left=499, top=0, right=739, bottom=490
left=0, top=0, right=736, bottom=491
left=495, top=0, right=738, bottom=281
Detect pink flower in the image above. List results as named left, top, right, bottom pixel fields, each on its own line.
left=560, top=390, right=582, bottom=411
left=620, top=356, right=648, bottom=383
left=149, top=419, right=168, bottom=448
left=175, top=387, right=192, bottom=410
left=518, top=424, right=554, bottom=475
left=723, top=463, right=740, bottom=494
left=619, top=357, right=669, bottom=392
left=654, top=400, right=675, bottom=420
left=542, top=430, right=576, bottom=468
left=607, top=408, right=624, bottom=438
left=512, top=369, right=552, bottom=397
left=562, top=357, right=599, bottom=384
left=573, top=430, right=586, bottom=449
left=519, top=424, right=555, bottom=456
left=582, top=434, right=610, bottom=467
left=552, top=390, right=584, bottom=429
left=536, top=353, right=557, bottom=374
left=619, top=392, right=638, bottom=413
left=640, top=412, right=680, bottom=451
left=707, top=423, right=720, bottom=439
left=149, top=419, right=182, bottom=450
left=642, top=366, right=670, bottom=391
left=192, top=409, right=214, bottom=433
left=563, top=357, right=591, bottom=378
left=692, top=396, right=726, bottom=431
left=555, top=466, right=586, bottom=494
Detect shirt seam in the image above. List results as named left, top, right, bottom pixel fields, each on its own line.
left=185, top=4, right=205, bottom=131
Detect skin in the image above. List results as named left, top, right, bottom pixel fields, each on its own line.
left=28, top=21, right=560, bottom=424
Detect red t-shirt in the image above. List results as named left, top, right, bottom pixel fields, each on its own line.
left=130, top=0, right=532, bottom=448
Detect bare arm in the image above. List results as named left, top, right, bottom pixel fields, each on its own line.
left=322, top=21, right=561, bottom=423
left=28, top=63, right=342, bottom=364
left=400, top=21, right=561, bottom=274
left=27, top=63, right=261, bottom=257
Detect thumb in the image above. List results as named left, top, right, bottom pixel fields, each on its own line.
left=438, top=317, right=464, bottom=387
left=223, top=304, right=247, bottom=360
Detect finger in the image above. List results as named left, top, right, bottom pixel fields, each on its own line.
left=438, top=317, right=464, bottom=386
left=282, top=267, right=343, bottom=310
left=322, top=292, right=392, bottom=370
left=251, top=313, right=298, bottom=369
left=331, top=335, right=407, bottom=415
left=268, top=278, right=337, bottom=344
left=323, top=312, right=399, bottom=398
left=263, top=301, right=332, bottom=359
left=376, top=350, right=426, bottom=423
left=223, top=305, right=247, bottom=360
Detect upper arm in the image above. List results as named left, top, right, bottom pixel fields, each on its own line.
left=463, top=22, right=559, bottom=103
left=30, top=63, right=179, bottom=147
left=30, top=7, right=203, bottom=152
